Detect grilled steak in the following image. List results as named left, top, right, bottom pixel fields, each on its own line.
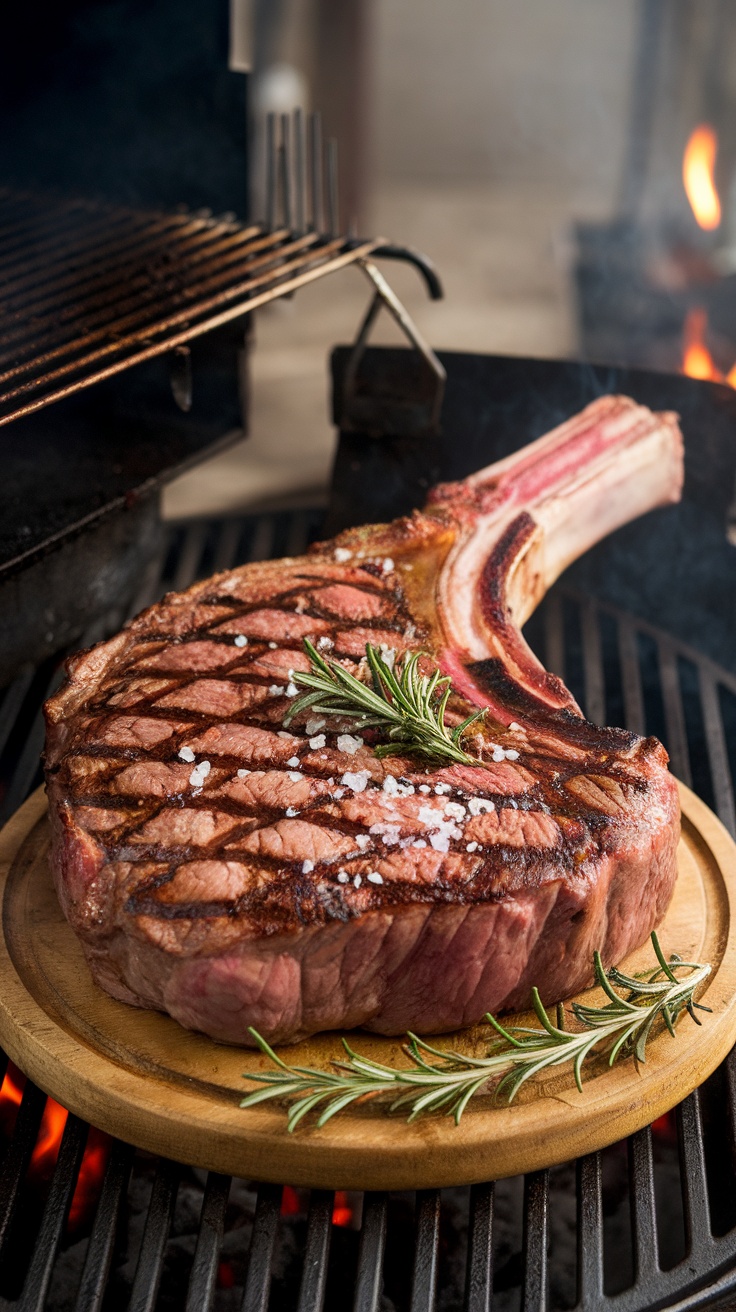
left=44, top=395, right=684, bottom=1046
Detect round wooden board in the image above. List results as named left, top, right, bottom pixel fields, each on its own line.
left=0, top=785, right=735, bottom=1191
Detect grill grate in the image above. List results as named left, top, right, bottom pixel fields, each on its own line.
left=0, top=508, right=735, bottom=1311
left=0, top=189, right=377, bottom=428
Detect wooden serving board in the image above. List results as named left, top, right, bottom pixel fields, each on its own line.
left=0, top=784, right=735, bottom=1191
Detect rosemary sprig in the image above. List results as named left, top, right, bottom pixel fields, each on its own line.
left=283, top=639, right=485, bottom=766
left=240, top=934, right=711, bottom=1131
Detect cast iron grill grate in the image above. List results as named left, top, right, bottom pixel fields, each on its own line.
left=0, top=508, right=735, bottom=1312
left=0, top=189, right=378, bottom=428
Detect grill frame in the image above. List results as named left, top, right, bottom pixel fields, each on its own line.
left=0, top=506, right=735, bottom=1312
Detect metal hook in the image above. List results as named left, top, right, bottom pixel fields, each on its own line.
left=338, top=258, right=446, bottom=437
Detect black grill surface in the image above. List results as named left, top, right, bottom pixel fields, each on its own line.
left=0, top=510, right=735, bottom=1312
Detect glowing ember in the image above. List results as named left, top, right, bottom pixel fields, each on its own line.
left=683, top=125, right=721, bottom=231
left=279, top=1184, right=355, bottom=1227
left=682, top=307, right=723, bottom=381
left=0, top=1062, right=110, bottom=1231
left=332, top=1190, right=353, bottom=1227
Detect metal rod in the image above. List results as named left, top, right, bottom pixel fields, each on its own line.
left=580, top=598, right=606, bottom=725
left=296, top=1190, right=333, bottom=1312
left=677, top=1092, right=712, bottom=1262
left=18, top=1113, right=88, bottom=1312
left=543, top=592, right=566, bottom=683
left=266, top=113, right=277, bottom=232
left=411, top=1190, right=441, bottom=1312
left=658, top=642, right=692, bottom=787
left=521, top=1171, right=549, bottom=1312
left=698, top=669, right=736, bottom=837
left=128, top=1160, right=179, bottom=1312
left=629, top=1126, right=659, bottom=1281
left=327, top=138, right=339, bottom=236
left=0, top=1081, right=47, bottom=1258
left=618, top=616, right=646, bottom=736
left=185, top=1173, right=231, bottom=1312
left=294, top=108, right=307, bottom=235
left=279, top=114, right=293, bottom=232
left=576, top=1153, right=603, bottom=1305
left=353, top=1192, right=387, bottom=1312
left=464, top=1183, right=494, bottom=1312
left=309, top=112, right=324, bottom=233
left=241, top=1183, right=281, bottom=1312
left=74, top=1139, right=135, bottom=1312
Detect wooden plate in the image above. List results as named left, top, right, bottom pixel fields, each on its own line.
left=0, top=784, right=735, bottom=1191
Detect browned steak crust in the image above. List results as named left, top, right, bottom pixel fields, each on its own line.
left=44, top=397, right=683, bottom=1045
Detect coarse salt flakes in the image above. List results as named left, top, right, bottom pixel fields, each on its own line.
left=355, top=834, right=371, bottom=850
left=434, top=783, right=451, bottom=795
left=341, top=770, right=370, bottom=793
left=334, top=787, right=346, bottom=798
left=302, top=859, right=314, bottom=873
left=412, top=839, right=427, bottom=849
left=382, top=775, right=399, bottom=795
left=430, top=832, right=451, bottom=852
left=337, top=733, right=363, bottom=755
left=418, top=804, right=444, bottom=826
left=268, top=641, right=278, bottom=649
left=236, top=768, right=250, bottom=778
left=367, top=871, right=383, bottom=884
left=468, top=798, right=494, bottom=816
left=305, top=717, right=325, bottom=735
left=337, top=870, right=349, bottom=883
left=508, top=798, right=518, bottom=809
left=353, top=874, right=362, bottom=888
left=382, top=557, right=394, bottom=573
left=285, top=683, right=298, bottom=698
left=277, top=731, right=293, bottom=739
left=466, top=841, right=479, bottom=853
left=509, top=722, right=522, bottom=731
left=444, top=801, right=467, bottom=821
left=285, top=806, right=299, bottom=817
left=418, top=784, right=431, bottom=794
left=368, top=822, right=400, bottom=846
left=316, top=637, right=333, bottom=651
left=288, top=771, right=303, bottom=783
left=334, top=547, right=352, bottom=563
left=178, top=746, right=195, bottom=763
left=233, top=635, right=248, bottom=648
left=505, top=749, right=520, bottom=761
left=309, top=734, right=326, bottom=749
left=492, top=748, right=505, bottom=763
left=189, top=761, right=211, bottom=787
left=286, top=756, right=301, bottom=768
left=268, top=684, right=285, bottom=696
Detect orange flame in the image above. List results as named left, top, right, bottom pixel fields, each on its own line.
left=682, top=307, right=723, bottom=380
left=683, top=125, right=721, bottom=230
left=0, top=1062, right=110, bottom=1231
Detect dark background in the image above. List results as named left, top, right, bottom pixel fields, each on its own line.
left=0, top=0, right=248, bottom=215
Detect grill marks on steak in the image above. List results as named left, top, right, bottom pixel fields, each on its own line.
left=48, top=555, right=664, bottom=935
left=44, top=395, right=684, bottom=1042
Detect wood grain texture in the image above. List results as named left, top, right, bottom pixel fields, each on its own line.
left=0, top=784, right=734, bottom=1191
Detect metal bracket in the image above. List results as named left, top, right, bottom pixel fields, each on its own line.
left=337, top=258, right=446, bottom=438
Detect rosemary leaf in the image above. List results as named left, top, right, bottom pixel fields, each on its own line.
left=240, top=934, right=711, bottom=1130
left=283, top=639, right=486, bottom=767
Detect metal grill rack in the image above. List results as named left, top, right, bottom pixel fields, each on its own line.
left=0, top=112, right=442, bottom=431
left=0, top=508, right=735, bottom=1312
left=0, top=189, right=377, bottom=428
